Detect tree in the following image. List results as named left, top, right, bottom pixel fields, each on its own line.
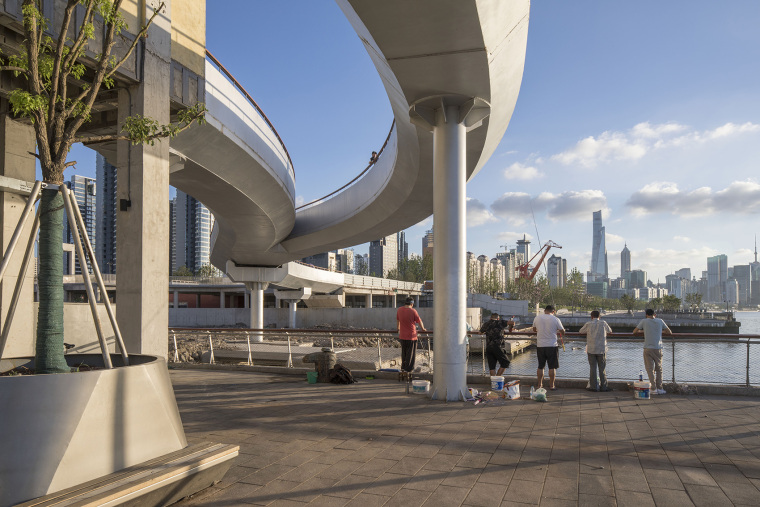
left=620, top=293, right=636, bottom=314
left=195, top=264, right=218, bottom=279
left=172, top=265, right=194, bottom=277
left=649, top=297, right=663, bottom=312
left=386, top=255, right=432, bottom=283
left=662, top=294, right=681, bottom=312
left=684, top=292, right=703, bottom=310
left=0, top=1, right=205, bottom=373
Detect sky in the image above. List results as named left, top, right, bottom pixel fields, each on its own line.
left=66, top=1, right=760, bottom=284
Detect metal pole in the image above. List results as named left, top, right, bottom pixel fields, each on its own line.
left=747, top=339, right=751, bottom=388
left=0, top=208, right=40, bottom=359
left=208, top=332, right=215, bottom=364
left=60, top=186, right=112, bottom=369
left=377, top=336, right=382, bottom=369
left=671, top=335, right=676, bottom=385
left=246, top=333, right=253, bottom=366
left=286, top=332, right=293, bottom=368
left=172, top=332, right=179, bottom=362
left=0, top=180, right=42, bottom=282
left=67, top=183, right=129, bottom=364
left=482, top=337, right=486, bottom=376
left=427, top=335, right=432, bottom=374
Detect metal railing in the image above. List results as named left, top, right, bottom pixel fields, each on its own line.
left=295, top=120, right=396, bottom=211
left=167, top=328, right=760, bottom=388
left=205, top=49, right=295, bottom=179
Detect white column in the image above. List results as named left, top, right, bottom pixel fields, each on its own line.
left=431, top=104, right=468, bottom=401
left=391, top=294, right=397, bottom=308
left=288, top=301, right=297, bottom=329
left=246, top=282, right=267, bottom=342
left=219, top=290, right=225, bottom=309
left=414, top=295, right=420, bottom=307
left=173, top=290, right=179, bottom=309
left=244, top=289, right=250, bottom=309
left=365, top=294, right=373, bottom=309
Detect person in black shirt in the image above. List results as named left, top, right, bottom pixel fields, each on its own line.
left=479, top=313, right=515, bottom=376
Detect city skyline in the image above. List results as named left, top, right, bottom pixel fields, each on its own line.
left=58, top=2, right=760, bottom=283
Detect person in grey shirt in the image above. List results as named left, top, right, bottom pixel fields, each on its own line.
left=633, top=308, right=673, bottom=394
left=579, top=310, right=613, bottom=392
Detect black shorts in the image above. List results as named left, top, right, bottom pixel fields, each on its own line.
left=486, top=344, right=510, bottom=370
left=537, top=346, right=559, bottom=370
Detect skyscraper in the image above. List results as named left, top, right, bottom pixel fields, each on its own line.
left=732, top=264, right=751, bottom=305
left=95, top=154, right=117, bottom=274
left=707, top=254, right=728, bottom=302
left=369, top=233, right=398, bottom=277
left=547, top=254, right=567, bottom=288
left=591, top=210, right=608, bottom=281
left=397, top=231, right=408, bottom=265
left=174, top=190, right=214, bottom=274
left=516, top=234, right=531, bottom=265
left=422, top=229, right=434, bottom=258
left=63, top=175, right=97, bottom=275
left=620, top=243, right=630, bottom=278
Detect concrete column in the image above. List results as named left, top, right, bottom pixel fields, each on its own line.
left=365, top=294, right=373, bottom=309
left=288, top=301, right=297, bottom=329
left=414, top=295, right=420, bottom=307
left=430, top=104, right=468, bottom=401
left=219, top=290, right=225, bottom=309
left=246, top=282, right=267, bottom=342
left=0, top=111, right=36, bottom=357
left=391, top=294, right=397, bottom=308
left=173, top=290, right=179, bottom=309
left=244, top=289, right=250, bottom=309
left=115, top=0, right=172, bottom=357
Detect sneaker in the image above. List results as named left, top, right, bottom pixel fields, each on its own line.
left=650, top=389, right=659, bottom=395
left=656, top=389, right=667, bottom=395
left=600, top=387, right=614, bottom=392
left=586, top=387, right=598, bottom=392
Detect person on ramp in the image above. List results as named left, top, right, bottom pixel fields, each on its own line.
left=480, top=313, right=515, bottom=376
left=397, top=297, right=427, bottom=372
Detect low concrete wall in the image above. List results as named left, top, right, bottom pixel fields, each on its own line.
left=467, top=294, right=529, bottom=320
left=169, top=307, right=482, bottom=331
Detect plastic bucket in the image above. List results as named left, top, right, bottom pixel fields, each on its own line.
left=412, top=380, right=430, bottom=394
left=490, top=376, right=505, bottom=391
left=307, top=371, right=318, bottom=384
left=633, top=380, right=650, bottom=400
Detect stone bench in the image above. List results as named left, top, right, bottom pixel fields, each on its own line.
left=18, top=442, right=238, bottom=506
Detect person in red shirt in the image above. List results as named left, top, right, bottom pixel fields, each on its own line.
left=397, top=297, right=427, bottom=372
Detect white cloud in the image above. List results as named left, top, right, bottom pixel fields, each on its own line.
left=633, top=246, right=720, bottom=281
left=491, top=190, right=609, bottom=225
left=605, top=233, right=625, bottom=248
left=551, top=121, right=760, bottom=169
left=626, top=180, right=760, bottom=217
left=466, top=198, right=498, bottom=227
left=673, top=236, right=691, bottom=243
left=503, top=162, right=543, bottom=180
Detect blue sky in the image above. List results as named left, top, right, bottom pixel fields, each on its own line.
left=68, top=1, right=760, bottom=284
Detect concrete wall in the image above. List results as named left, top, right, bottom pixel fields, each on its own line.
left=172, top=0, right=206, bottom=76
left=169, top=306, right=482, bottom=331
left=467, top=294, right=529, bottom=320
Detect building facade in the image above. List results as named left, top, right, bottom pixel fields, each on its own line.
left=369, top=233, right=398, bottom=277
left=590, top=210, right=608, bottom=281
left=174, top=190, right=214, bottom=274
left=63, top=175, right=97, bottom=275
left=620, top=243, right=630, bottom=278
left=547, top=254, right=567, bottom=288
left=707, top=254, right=728, bottom=302
left=422, top=229, right=434, bottom=258
left=397, top=231, right=408, bottom=265
left=95, top=153, right=117, bottom=274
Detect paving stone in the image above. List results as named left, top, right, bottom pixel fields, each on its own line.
left=344, top=492, right=390, bottom=507
left=612, top=470, right=650, bottom=493
left=615, top=489, right=655, bottom=507
left=642, top=468, right=684, bottom=490
left=424, top=452, right=463, bottom=472
left=547, top=460, right=579, bottom=479
left=579, top=473, right=614, bottom=497
left=440, top=466, right=482, bottom=489
left=540, top=476, right=578, bottom=500
left=719, top=480, right=760, bottom=505
left=422, top=484, right=471, bottom=507
left=505, top=478, right=544, bottom=505
left=478, top=464, right=516, bottom=485
left=387, top=487, right=433, bottom=506
left=674, top=466, right=719, bottom=487
left=306, top=495, right=349, bottom=506
left=650, top=485, right=695, bottom=506
left=575, top=493, right=617, bottom=506
left=241, top=464, right=298, bottom=486
left=460, top=451, right=494, bottom=468
left=463, top=481, right=508, bottom=507
left=683, top=484, right=733, bottom=507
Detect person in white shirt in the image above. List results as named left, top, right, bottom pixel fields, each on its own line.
left=532, top=305, right=565, bottom=390
left=579, top=310, right=613, bottom=392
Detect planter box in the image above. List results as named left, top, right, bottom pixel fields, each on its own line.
left=0, top=354, right=186, bottom=506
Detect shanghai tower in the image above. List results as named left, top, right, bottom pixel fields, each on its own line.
left=591, top=210, right=608, bottom=280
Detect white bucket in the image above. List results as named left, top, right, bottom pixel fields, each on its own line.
left=412, top=380, right=430, bottom=394
left=633, top=381, right=651, bottom=400
left=490, top=376, right=505, bottom=391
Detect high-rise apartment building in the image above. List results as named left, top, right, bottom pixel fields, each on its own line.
left=516, top=234, right=531, bottom=265
left=627, top=269, right=647, bottom=289
left=495, top=249, right=524, bottom=284
left=732, top=264, right=751, bottom=305
left=174, top=190, right=214, bottom=274
left=354, top=253, right=369, bottom=275
left=590, top=210, right=608, bottom=281
left=620, top=243, right=630, bottom=278
left=675, top=267, right=691, bottom=280
left=95, top=154, right=117, bottom=274
left=422, top=229, right=434, bottom=258
left=397, top=231, right=408, bottom=265
left=169, top=198, right=176, bottom=273
left=369, top=233, right=398, bottom=277
left=63, top=175, right=97, bottom=275
left=707, top=254, right=728, bottom=302
left=547, top=254, right=567, bottom=288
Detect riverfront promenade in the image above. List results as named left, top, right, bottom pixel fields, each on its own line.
left=172, top=370, right=760, bottom=506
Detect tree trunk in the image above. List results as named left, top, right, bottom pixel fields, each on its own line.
left=35, top=188, right=68, bottom=373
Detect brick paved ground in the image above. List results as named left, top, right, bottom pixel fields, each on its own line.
left=171, top=370, right=760, bottom=506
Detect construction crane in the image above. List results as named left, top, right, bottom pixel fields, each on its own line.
left=515, top=240, right=562, bottom=280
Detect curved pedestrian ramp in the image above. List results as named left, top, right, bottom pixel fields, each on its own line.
left=17, top=443, right=238, bottom=506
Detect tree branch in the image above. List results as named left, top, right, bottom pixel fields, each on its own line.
left=104, top=3, right=164, bottom=81
left=49, top=0, right=85, bottom=121
left=0, top=66, right=31, bottom=76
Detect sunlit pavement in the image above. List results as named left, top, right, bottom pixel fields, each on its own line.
left=171, top=370, right=760, bottom=506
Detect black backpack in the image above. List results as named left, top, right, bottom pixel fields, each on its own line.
left=330, top=363, right=356, bottom=384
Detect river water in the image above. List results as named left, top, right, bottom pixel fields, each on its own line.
left=470, top=311, right=760, bottom=385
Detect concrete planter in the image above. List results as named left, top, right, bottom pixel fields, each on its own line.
left=0, top=354, right=186, bottom=506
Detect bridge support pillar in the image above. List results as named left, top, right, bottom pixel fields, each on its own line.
left=410, top=95, right=491, bottom=401
left=115, top=0, right=172, bottom=358
left=246, top=282, right=268, bottom=342
left=365, top=294, right=373, bottom=309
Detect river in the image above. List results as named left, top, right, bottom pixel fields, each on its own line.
left=470, top=311, right=760, bottom=385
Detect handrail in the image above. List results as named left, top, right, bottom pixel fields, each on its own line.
left=205, top=49, right=295, bottom=179
left=296, top=120, right=396, bottom=210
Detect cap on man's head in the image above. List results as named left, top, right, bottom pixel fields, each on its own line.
left=544, top=305, right=554, bottom=312
left=405, top=297, right=415, bottom=305
left=646, top=308, right=655, bottom=316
